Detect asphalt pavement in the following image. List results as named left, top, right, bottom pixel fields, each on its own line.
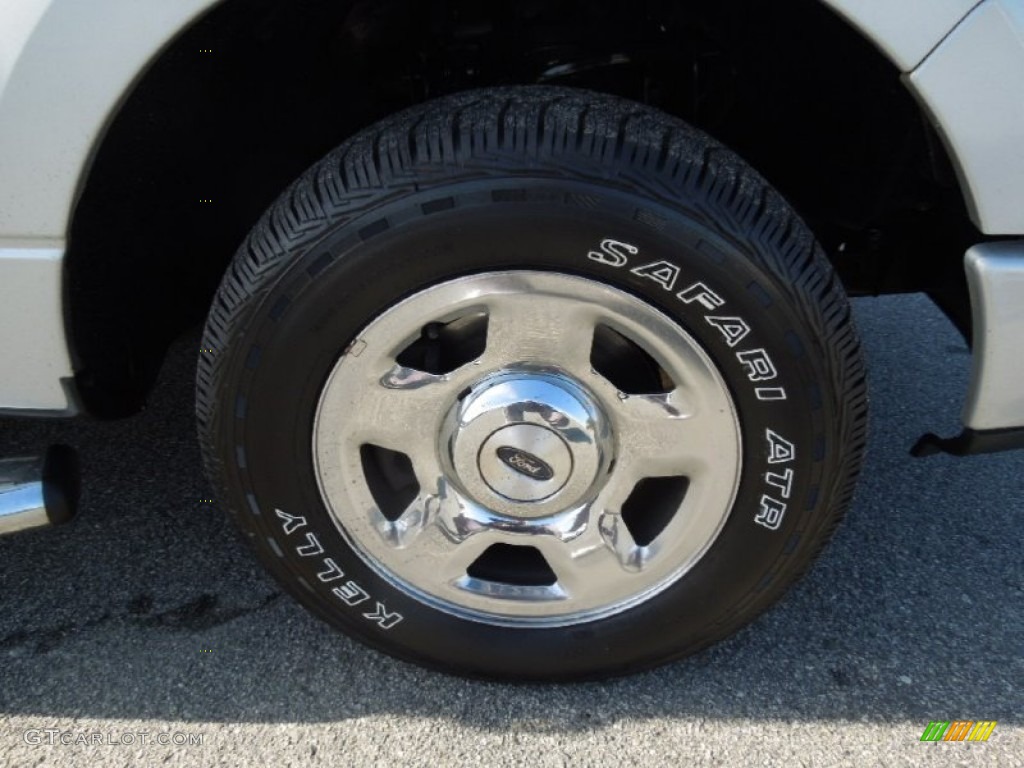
left=0, top=293, right=1021, bottom=767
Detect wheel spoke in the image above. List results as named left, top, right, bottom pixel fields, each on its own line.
left=587, top=382, right=721, bottom=479
left=481, top=293, right=597, bottom=374
left=351, top=366, right=450, bottom=442
left=535, top=504, right=655, bottom=603
left=619, top=392, right=706, bottom=477
left=371, top=489, right=443, bottom=549
left=382, top=492, right=502, bottom=584
left=335, top=363, right=479, bottom=487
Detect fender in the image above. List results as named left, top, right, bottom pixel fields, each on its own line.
left=823, top=0, right=1024, bottom=235
left=819, top=0, right=981, bottom=72
left=908, top=0, right=1024, bottom=235
left=0, top=0, right=220, bottom=241
left=0, top=0, right=220, bottom=411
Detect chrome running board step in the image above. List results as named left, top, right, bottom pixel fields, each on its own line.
left=0, top=445, right=79, bottom=536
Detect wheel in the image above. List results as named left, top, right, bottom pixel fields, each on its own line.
left=197, top=86, right=867, bottom=680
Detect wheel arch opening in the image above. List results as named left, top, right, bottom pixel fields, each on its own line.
left=66, top=0, right=978, bottom=417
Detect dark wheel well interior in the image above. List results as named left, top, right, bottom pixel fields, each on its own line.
left=67, top=0, right=980, bottom=417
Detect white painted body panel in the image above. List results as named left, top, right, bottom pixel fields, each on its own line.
left=819, top=0, right=981, bottom=71
left=0, top=0, right=218, bottom=240
left=0, top=248, right=75, bottom=411
left=908, top=0, right=1024, bottom=235
left=0, top=0, right=218, bottom=411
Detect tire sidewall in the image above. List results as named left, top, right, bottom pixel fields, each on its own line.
left=215, top=179, right=834, bottom=679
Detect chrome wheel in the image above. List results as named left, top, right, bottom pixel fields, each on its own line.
left=313, top=272, right=742, bottom=626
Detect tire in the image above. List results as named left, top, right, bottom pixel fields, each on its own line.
left=197, top=86, right=867, bottom=680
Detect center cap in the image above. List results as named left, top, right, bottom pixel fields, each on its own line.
left=442, top=370, right=611, bottom=518
left=480, top=424, right=571, bottom=501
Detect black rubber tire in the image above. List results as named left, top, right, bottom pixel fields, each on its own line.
left=197, top=86, right=867, bottom=681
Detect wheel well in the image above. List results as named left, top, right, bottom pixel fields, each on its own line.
left=67, top=0, right=979, bottom=417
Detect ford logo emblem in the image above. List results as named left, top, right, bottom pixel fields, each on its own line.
left=495, top=446, right=555, bottom=481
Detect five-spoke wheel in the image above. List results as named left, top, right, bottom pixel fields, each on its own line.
left=313, top=272, right=741, bottom=625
